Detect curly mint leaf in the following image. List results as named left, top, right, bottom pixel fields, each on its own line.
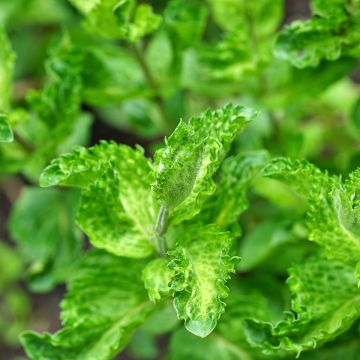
left=21, top=250, right=154, bottom=360
left=76, top=144, right=157, bottom=258
left=169, top=224, right=237, bottom=337
left=40, top=141, right=119, bottom=188
left=142, top=258, right=174, bottom=302
left=153, top=104, right=256, bottom=225
left=275, top=0, right=360, bottom=68
left=262, top=157, right=360, bottom=265
left=0, top=26, right=15, bottom=112
left=244, top=256, right=360, bottom=356
left=308, top=167, right=360, bottom=264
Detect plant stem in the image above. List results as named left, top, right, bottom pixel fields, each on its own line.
left=14, top=131, right=34, bottom=153
left=155, top=205, right=169, bottom=256
left=131, top=43, right=173, bottom=134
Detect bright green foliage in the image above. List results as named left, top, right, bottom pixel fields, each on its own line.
left=142, top=258, right=174, bottom=302
left=39, top=141, right=119, bottom=188
left=244, top=256, right=360, bottom=356
left=153, top=104, right=256, bottom=225
left=76, top=148, right=156, bottom=258
left=43, top=142, right=157, bottom=258
left=0, top=113, right=13, bottom=142
left=72, top=0, right=161, bottom=42
left=4, top=1, right=360, bottom=358
left=262, top=158, right=360, bottom=266
left=276, top=0, right=360, bottom=68
left=8, top=187, right=83, bottom=292
left=21, top=250, right=154, bottom=360
left=169, top=224, right=237, bottom=338
left=33, top=104, right=252, bottom=349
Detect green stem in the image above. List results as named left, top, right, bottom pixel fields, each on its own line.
left=14, top=130, right=34, bottom=153
left=131, top=43, right=172, bottom=134
left=155, top=205, right=169, bottom=256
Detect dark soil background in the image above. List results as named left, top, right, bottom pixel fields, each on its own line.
left=1, top=1, right=358, bottom=359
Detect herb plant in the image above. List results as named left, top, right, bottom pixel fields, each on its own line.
left=1, top=0, right=360, bottom=359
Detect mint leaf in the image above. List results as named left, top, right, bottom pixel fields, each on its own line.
left=76, top=145, right=157, bottom=258
left=82, top=44, right=146, bottom=106
left=142, top=258, right=174, bottom=302
left=262, top=158, right=360, bottom=265
left=0, top=113, right=13, bottom=142
left=8, top=187, right=83, bottom=292
left=276, top=0, right=360, bottom=67
left=153, top=104, right=256, bottom=225
left=308, top=167, right=360, bottom=264
left=77, top=0, right=161, bottom=42
left=169, top=224, right=237, bottom=337
left=40, top=141, right=119, bottom=188
left=21, top=250, right=154, bottom=360
left=244, top=256, right=360, bottom=356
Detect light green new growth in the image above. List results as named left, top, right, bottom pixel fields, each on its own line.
left=153, top=104, right=257, bottom=225
left=262, top=157, right=360, bottom=268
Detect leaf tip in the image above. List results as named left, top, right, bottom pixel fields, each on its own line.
left=185, top=318, right=216, bottom=338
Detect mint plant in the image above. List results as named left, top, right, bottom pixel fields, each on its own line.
left=1, top=0, right=360, bottom=358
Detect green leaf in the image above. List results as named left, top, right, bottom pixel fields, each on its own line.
left=153, top=104, right=256, bottom=225
left=17, top=33, right=91, bottom=180
left=0, top=113, right=13, bottom=142
left=169, top=224, right=237, bottom=337
left=8, top=187, right=83, bottom=292
left=198, top=150, right=269, bottom=229
left=40, top=141, right=120, bottom=188
left=76, top=144, right=157, bottom=258
left=82, top=44, right=147, bottom=106
left=0, top=26, right=15, bottom=111
left=142, top=258, right=174, bottom=302
left=275, top=0, right=360, bottom=68
left=21, top=250, right=154, bottom=360
left=308, top=167, right=360, bottom=264
left=169, top=277, right=280, bottom=360
left=164, top=0, right=208, bottom=47
left=208, top=0, right=283, bottom=35
left=82, top=0, right=161, bottom=42
left=262, top=158, right=360, bottom=265
left=244, top=256, right=360, bottom=356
